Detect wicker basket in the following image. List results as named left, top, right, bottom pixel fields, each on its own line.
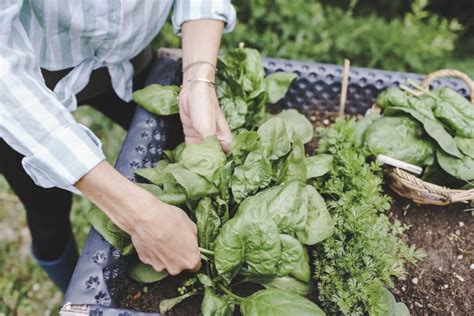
left=376, top=69, right=474, bottom=205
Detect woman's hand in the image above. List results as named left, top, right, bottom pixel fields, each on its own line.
left=129, top=196, right=201, bottom=275
left=75, top=161, right=201, bottom=275
left=178, top=82, right=232, bottom=152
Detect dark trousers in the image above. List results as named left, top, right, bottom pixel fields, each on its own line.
left=0, top=51, right=152, bottom=261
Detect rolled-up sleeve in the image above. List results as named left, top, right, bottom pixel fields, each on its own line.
left=172, top=0, right=236, bottom=35
left=0, top=0, right=105, bottom=193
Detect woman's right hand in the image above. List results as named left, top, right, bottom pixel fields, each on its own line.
left=75, top=160, right=201, bottom=275
left=129, top=197, right=201, bottom=275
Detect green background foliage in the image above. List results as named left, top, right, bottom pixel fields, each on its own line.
left=1, top=0, right=473, bottom=314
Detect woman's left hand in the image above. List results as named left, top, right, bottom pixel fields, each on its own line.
left=178, top=82, right=232, bottom=152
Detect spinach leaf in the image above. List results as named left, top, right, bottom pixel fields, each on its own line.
left=132, top=84, right=179, bottom=115
left=276, top=109, right=314, bottom=143
left=355, top=112, right=382, bottom=143
left=257, top=117, right=292, bottom=160
left=240, top=288, right=325, bottom=316
left=201, top=288, right=234, bottom=316
left=181, top=136, right=227, bottom=183
left=246, top=276, right=311, bottom=296
left=127, top=260, right=168, bottom=283
left=296, top=186, right=334, bottom=245
left=368, top=286, right=409, bottom=316
left=214, top=212, right=281, bottom=284
left=137, top=183, right=187, bottom=206
left=264, top=72, right=297, bottom=104
left=434, top=88, right=474, bottom=137
left=384, top=106, right=462, bottom=158
left=168, top=164, right=219, bottom=200
left=220, top=97, right=248, bottom=130
left=195, top=198, right=221, bottom=250
left=265, top=181, right=308, bottom=234
left=364, top=116, right=435, bottom=166
left=276, top=235, right=304, bottom=277
left=305, top=154, right=333, bottom=179
left=455, top=137, right=474, bottom=158
left=276, top=137, right=307, bottom=183
left=436, top=149, right=474, bottom=181
left=232, top=131, right=260, bottom=164
left=231, top=153, right=272, bottom=203
left=87, top=207, right=134, bottom=255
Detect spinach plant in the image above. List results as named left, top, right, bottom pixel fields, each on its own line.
left=89, top=115, right=333, bottom=315
left=360, top=85, right=474, bottom=185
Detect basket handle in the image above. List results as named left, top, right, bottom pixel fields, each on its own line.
left=421, top=69, right=474, bottom=103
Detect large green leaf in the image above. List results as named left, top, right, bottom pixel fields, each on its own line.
left=127, top=260, right=168, bottom=283
left=434, top=87, right=474, bottom=138
left=364, top=116, right=435, bottom=166
left=257, top=117, right=292, bottom=160
left=167, top=164, right=219, bottom=200
left=264, top=72, right=297, bottom=104
left=214, top=211, right=281, bottom=284
left=305, top=154, right=333, bottom=179
left=246, top=276, right=311, bottom=296
left=201, top=288, right=234, bottom=316
left=132, top=84, right=179, bottom=115
left=181, top=136, right=227, bottom=182
left=276, top=137, right=307, bottom=183
left=240, top=288, right=325, bottom=316
left=384, top=106, right=462, bottom=158
left=296, top=186, right=334, bottom=245
left=436, top=149, right=474, bottom=181
left=455, top=137, right=474, bottom=158
left=276, top=234, right=310, bottom=282
left=86, top=207, right=134, bottom=255
left=276, top=109, right=313, bottom=143
left=220, top=97, right=248, bottom=130
left=195, top=198, right=221, bottom=250
left=231, top=153, right=272, bottom=203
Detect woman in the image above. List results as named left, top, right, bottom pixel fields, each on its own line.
left=0, top=0, right=235, bottom=292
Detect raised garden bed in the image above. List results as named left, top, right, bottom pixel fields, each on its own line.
left=61, top=57, right=472, bottom=315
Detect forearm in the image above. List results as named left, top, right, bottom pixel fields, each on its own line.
left=181, top=19, right=224, bottom=85
left=75, top=161, right=155, bottom=233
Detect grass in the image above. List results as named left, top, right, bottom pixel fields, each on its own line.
left=0, top=107, right=125, bottom=316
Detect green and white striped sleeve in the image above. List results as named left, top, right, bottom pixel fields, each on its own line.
left=172, top=0, right=236, bottom=35
left=0, top=0, right=105, bottom=193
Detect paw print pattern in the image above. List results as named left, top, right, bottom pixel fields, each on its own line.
left=85, top=276, right=100, bottom=291
left=95, top=291, right=112, bottom=306
left=92, top=251, right=107, bottom=266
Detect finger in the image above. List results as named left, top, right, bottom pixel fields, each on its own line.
left=190, top=251, right=202, bottom=273
left=151, top=262, right=166, bottom=272
left=216, top=112, right=233, bottom=153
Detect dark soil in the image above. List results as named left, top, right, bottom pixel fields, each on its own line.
left=118, top=109, right=473, bottom=315
left=389, top=194, right=473, bottom=316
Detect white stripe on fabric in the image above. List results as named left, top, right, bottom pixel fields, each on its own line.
left=69, top=0, right=84, bottom=65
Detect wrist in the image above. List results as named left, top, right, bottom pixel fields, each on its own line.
left=183, top=63, right=216, bottom=87
left=75, top=161, right=157, bottom=233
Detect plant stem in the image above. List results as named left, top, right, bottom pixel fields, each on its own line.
left=199, top=247, right=215, bottom=255
left=201, top=254, right=210, bottom=262
left=217, top=283, right=244, bottom=301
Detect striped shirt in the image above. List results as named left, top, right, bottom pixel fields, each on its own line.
left=0, top=0, right=235, bottom=193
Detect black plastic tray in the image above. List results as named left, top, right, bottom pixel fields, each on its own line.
left=61, top=57, right=470, bottom=315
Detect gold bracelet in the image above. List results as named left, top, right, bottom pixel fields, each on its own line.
left=186, top=78, right=216, bottom=86
left=182, top=61, right=217, bottom=73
